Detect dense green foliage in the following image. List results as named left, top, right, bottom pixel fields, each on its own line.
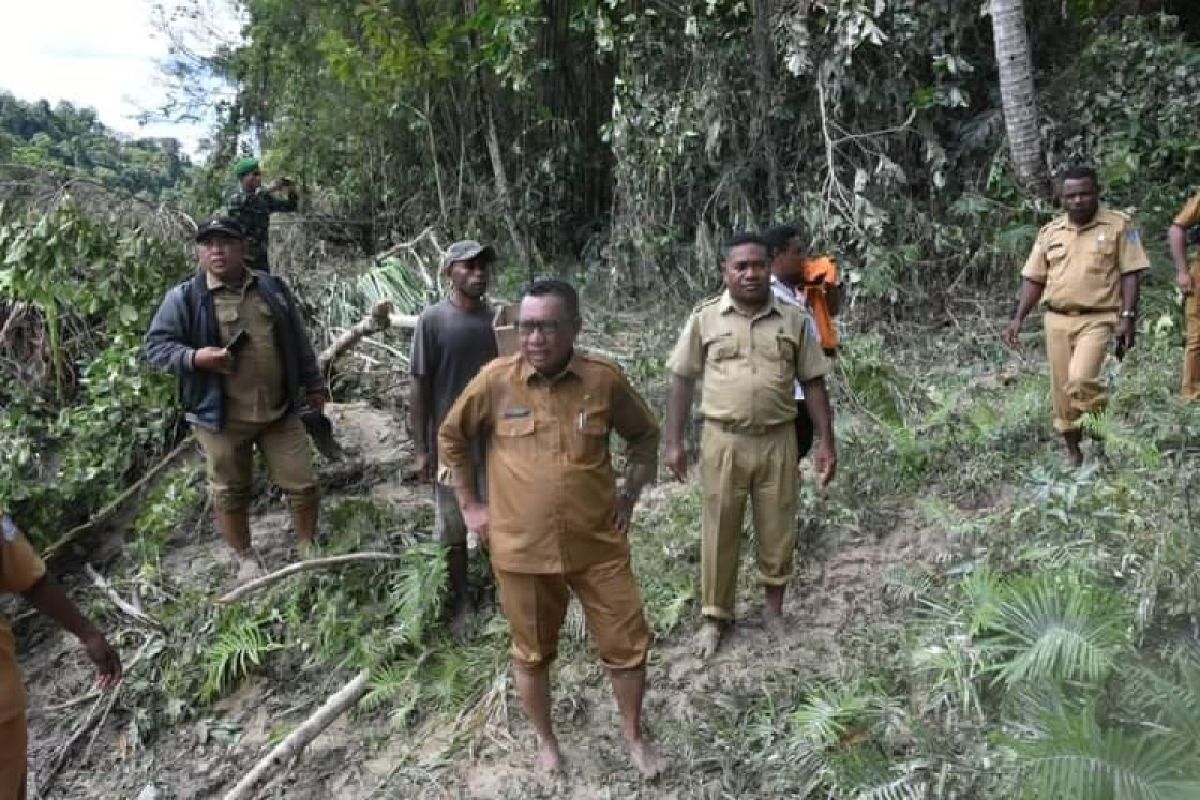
left=0, top=92, right=196, bottom=200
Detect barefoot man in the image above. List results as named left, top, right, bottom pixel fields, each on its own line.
left=664, top=233, right=836, bottom=660
left=1004, top=166, right=1149, bottom=466
left=439, top=279, right=663, bottom=776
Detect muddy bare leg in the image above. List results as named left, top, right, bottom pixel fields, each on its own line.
left=608, top=666, right=663, bottom=778
left=513, top=662, right=561, bottom=771
left=763, top=584, right=786, bottom=640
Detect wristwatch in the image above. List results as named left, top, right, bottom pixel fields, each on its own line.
left=1119, top=310, right=1136, bottom=319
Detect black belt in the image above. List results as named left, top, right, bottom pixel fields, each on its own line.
left=1045, top=306, right=1117, bottom=316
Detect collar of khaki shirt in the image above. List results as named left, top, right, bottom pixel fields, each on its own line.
left=517, top=349, right=587, bottom=385
left=717, top=288, right=782, bottom=321
left=206, top=269, right=255, bottom=292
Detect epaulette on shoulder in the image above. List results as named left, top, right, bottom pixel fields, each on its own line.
left=692, top=295, right=723, bottom=315
left=1042, top=214, right=1069, bottom=235
left=579, top=350, right=622, bottom=374
left=1099, top=207, right=1132, bottom=225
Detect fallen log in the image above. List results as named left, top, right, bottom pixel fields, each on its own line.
left=222, top=669, right=371, bottom=800
left=318, top=300, right=395, bottom=373
left=216, top=552, right=406, bottom=605
left=42, top=435, right=196, bottom=560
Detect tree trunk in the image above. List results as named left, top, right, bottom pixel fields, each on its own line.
left=752, top=0, right=781, bottom=217
left=991, top=0, right=1045, bottom=191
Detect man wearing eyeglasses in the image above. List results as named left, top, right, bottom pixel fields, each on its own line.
left=226, top=157, right=299, bottom=273
left=438, top=279, right=663, bottom=777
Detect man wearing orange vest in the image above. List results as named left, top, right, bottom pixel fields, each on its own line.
left=763, top=225, right=842, bottom=456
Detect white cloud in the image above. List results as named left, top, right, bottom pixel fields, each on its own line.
left=0, top=0, right=242, bottom=159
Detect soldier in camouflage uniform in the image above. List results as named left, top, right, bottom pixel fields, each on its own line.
left=225, top=157, right=299, bottom=273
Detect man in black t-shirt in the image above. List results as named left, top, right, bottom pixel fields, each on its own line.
left=409, top=240, right=499, bottom=638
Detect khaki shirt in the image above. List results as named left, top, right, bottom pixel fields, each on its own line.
left=438, top=351, right=660, bottom=574
left=1022, top=207, right=1149, bottom=312
left=1, top=512, right=46, bottom=722
left=666, top=290, right=829, bottom=427
left=209, top=271, right=287, bottom=423
left=1174, top=194, right=1200, bottom=269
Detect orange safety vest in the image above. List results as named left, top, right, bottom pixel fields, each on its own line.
left=801, top=256, right=839, bottom=352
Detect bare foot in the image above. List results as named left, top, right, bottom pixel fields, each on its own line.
left=235, top=553, right=263, bottom=583
left=693, top=620, right=724, bottom=660
left=297, top=540, right=318, bottom=560
left=1064, top=448, right=1084, bottom=469
left=627, top=737, right=665, bottom=779
left=763, top=611, right=787, bottom=641
left=535, top=739, right=563, bottom=773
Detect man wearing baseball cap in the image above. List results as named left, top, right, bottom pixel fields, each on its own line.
left=226, top=157, right=299, bottom=273
left=144, top=216, right=329, bottom=581
left=409, top=239, right=499, bottom=639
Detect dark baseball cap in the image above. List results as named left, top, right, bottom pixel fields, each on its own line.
left=195, top=216, right=246, bottom=242
left=441, top=239, right=496, bottom=270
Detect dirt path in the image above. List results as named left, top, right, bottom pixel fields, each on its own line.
left=18, top=403, right=948, bottom=799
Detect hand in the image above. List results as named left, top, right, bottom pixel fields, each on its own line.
left=305, top=391, right=328, bottom=412
left=462, top=501, right=490, bottom=546
left=812, top=442, right=837, bottom=488
left=1002, top=319, right=1022, bottom=348
left=82, top=630, right=122, bottom=689
left=612, top=492, right=636, bottom=536
left=193, top=346, right=233, bottom=374
left=1179, top=271, right=1195, bottom=296
left=411, top=451, right=433, bottom=483
left=1116, top=316, right=1136, bottom=359
left=665, top=443, right=688, bottom=482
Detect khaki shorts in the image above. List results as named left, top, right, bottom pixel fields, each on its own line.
left=495, top=557, right=651, bottom=671
left=0, top=712, right=26, bottom=800
left=193, top=415, right=318, bottom=512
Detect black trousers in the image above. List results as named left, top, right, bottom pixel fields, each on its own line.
left=794, top=401, right=814, bottom=459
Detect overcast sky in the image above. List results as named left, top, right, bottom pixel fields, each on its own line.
left=0, top=0, right=242, bottom=159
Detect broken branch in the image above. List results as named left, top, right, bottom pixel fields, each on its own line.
left=217, top=553, right=406, bottom=605
left=222, top=669, right=371, bottom=800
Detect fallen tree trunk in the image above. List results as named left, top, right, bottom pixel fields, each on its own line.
left=217, top=552, right=406, bottom=605
left=222, top=669, right=371, bottom=800
left=318, top=300, right=395, bottom=373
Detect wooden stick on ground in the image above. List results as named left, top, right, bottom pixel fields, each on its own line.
left=222, top=669, right=371, bottom=800
left=318, top=300, right=394, bottom=373
left=42, top=435, right=196, bottom=559
left=217, top=552, right=405, bottom=605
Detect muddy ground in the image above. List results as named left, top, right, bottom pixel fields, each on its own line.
left=16, top=395, right=950, bottom=800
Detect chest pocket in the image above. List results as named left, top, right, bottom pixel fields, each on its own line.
left=703, top=334, right=739, bottom=370
left=495, top=416, right=537, bottom=459
left=570, top=399, right=611, bottom=466
left=245, top=296, right=276, bottom=333
left=774, top=334, right=799, bottom=381
left=1090, top=235, right=1117, bottom=273
left=1045, top=241, right=1068, bottom=276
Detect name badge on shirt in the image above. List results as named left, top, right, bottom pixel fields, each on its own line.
left=503, top=406, right=532, bottom=419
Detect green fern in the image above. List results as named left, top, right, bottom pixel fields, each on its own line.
left=984, top=573, right=1129, bottom=688
left=200, top=609, right=284, bottom=703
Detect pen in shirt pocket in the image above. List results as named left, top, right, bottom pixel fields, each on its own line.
left=578, top=395, right=591, bottom=430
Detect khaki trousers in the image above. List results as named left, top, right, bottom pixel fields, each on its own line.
left=699, top=421, right=798, bottom=620
left=1184, top=267, right=1200, bottom=401
left=1044, top=311, right=1115, bottom=434
left=0, top=712, right=26, bottom=800
left=193, top=415, right=318, bottom=512
left=494, top=557, right=651, bottom=671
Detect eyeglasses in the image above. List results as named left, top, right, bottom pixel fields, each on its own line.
left=517, top=319, right=563, bottom=337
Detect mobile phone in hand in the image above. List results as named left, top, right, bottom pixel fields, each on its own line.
left=226, top=329, right=250, bottom=353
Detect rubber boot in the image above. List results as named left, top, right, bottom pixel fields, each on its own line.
left=214, top=509, right=261, bottom=581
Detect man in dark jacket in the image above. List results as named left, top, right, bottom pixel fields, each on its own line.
left=144, top=217, right=329, bottom=581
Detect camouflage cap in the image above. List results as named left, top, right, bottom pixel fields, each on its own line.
left=441, top=240, right=496, bottom=270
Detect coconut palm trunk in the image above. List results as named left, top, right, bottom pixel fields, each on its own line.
left=991, top=0, right=1044, bottom=190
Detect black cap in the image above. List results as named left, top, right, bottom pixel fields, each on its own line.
left=195, top=216, right=246, bottom=242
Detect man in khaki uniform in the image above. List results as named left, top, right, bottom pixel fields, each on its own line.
left=664, top=233, right=837, bottom=660
left=439, top=279, right=662, bottom=777
left=145, top=217, right=329, bottom=581
left=1005, top=167, right=1149, bottom=466
left=1, top=511, right=121, bottom=799
left=1169, top=191, right=1200, bottom=399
